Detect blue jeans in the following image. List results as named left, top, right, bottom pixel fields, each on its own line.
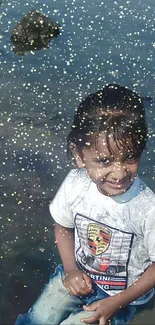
left=15, top=264, right=152, bottom=325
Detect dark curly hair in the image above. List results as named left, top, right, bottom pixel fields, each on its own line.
left=67, top=84, right=148, bottom=158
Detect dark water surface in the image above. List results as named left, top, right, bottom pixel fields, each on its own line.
left=0, top=0, right=155, bottom=323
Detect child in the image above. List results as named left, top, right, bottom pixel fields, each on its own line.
left=15, top=84, right=155, bottom=325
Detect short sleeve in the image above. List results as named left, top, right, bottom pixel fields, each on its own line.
left=142, top=206, right=155, bottom=262
left=49, top=171, right=74, bottom=228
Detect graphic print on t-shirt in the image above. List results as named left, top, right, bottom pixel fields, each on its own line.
left=75, top=214, right=134, bottom=291
left=88, top=223, right=112, bottom=255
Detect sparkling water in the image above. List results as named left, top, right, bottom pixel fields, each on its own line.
left=0, top=0, right=155, bottom=323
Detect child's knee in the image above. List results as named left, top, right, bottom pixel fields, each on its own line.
left=15, top=312, right=41, bottom=325
left=60, top=310, right=97, bottom=325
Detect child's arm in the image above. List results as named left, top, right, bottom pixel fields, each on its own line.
left=82, top=262, right=155, bottom=324
left=111, top=262, right=155, bottom=308
left=55, top=223, right=77, bottom=273
left=55, top=223, right=93, bottom=295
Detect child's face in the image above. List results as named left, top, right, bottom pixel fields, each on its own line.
left=75, top=134, right=140, bottom=196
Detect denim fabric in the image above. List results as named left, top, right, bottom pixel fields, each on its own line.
left=15, top=264, right=152, bottom=325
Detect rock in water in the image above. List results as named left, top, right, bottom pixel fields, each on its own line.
left=11, top=10, right=60, bottom=54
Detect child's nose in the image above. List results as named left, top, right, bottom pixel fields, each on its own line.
left=112, top=162, right=127, bottom=180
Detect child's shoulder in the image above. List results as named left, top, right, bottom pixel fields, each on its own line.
left=139, top=178, right=155, bottom=200
left=131, top=177, right=155, bottom=214
left=64, top=168, right=89, bottom=186
left=63, top=168, right=91, bottom=205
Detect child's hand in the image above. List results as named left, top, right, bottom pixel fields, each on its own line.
left=63, top=269, right=94, bottom=296
left=81, top=297, right=117, bottom=324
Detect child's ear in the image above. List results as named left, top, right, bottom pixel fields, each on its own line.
left=69, top=142, right=85, bottom=168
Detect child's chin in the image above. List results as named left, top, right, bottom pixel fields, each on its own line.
left=108, top=188, right=128, bottom=196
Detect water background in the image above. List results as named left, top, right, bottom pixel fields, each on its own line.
left=0, top=0, right=155, bottom=323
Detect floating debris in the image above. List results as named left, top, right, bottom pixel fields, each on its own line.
left=11, top=10, right=60, bottom=55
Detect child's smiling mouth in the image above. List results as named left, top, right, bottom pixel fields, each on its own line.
left=98, top=175, right=133, bottom=193
left=106, top=175, right=132, bottom=187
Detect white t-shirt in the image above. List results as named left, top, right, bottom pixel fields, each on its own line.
left=49, top=168, right=155, bottom=305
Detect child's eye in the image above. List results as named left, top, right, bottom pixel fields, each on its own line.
left=125, top=154, right=137, bottom=163
left=97, top=158, right=111, bottom=166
